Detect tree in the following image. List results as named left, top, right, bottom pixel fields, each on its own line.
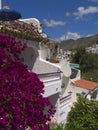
left=65, top=94, right=98, bottom=130
left=72, top=46, right=98, bottom=76
left=72, top=46, right=86, bottom=64
left=80, top=53, right=95, bottom=72
left=0, top=34, right=55, bottom=130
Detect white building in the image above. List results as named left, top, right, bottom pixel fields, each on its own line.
left=0, top=17, right=86, bottom=124
left=19, top=18, right=74, bottom=123
left=70, top=79, right=98, bottom=102
left=86, top=44, right=98, bottom=54
left=20, top=37, right=72, bottom=123
left=19, top=35, right=98, bottom=125
left=20, top=18, right=97, bottom=124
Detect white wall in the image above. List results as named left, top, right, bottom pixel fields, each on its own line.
left=39, top=45, right=49, bottom=60
left=43, top=80, right=61, bottom=97
left=60, top=75, right=70, bottom=97
left=48, top=94, right=60, bottom=120
left=20, top=46, right=38, bottom=71
left=70, top=84, right=88, bottom=103
left=62, top=81, right=89, bottom=104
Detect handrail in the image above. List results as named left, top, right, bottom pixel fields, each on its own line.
left=60, top=94, right=71, bottom=104
left=38, top=71, right=62, bottom=79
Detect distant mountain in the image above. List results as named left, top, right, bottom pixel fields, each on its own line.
left=59, top=39, right=75, bottom=45
left=59, top=34, right=98, bottom=50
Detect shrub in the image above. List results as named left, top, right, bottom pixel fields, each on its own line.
left=0, top=34, right=55, bottom=130
left=50, top=123, right=65, bottom=130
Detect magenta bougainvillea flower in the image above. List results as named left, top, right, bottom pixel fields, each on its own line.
left=0, top=34, right=55, bottom=130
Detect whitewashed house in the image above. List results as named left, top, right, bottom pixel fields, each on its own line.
left=19, top=18, right=75, bottom=123
left=20, top=18, right=96, bottom=124
left=70, top=79, right=98, bottom=103
left=0, top=0, right=98, bottom=125
left=20, top=35, right=98, bottom=123
left=0, top=17, right=89, bottom=124
left=86, top=44, right=98, bottom=54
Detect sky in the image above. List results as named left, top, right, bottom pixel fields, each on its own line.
left=2, top=0, right=98, bottom=42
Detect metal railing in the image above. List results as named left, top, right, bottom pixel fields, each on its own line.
left=60, top=94, right=71, bottom=104
left=38, top=71, right=62, bottom=80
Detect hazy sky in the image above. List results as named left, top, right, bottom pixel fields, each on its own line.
left=2, top=0, right=98, bottom=41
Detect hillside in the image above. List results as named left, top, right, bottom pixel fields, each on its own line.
left=59, top=34, right=98, bottom=50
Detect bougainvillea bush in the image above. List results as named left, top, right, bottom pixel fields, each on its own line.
left=0, top=34, right=55, bottom=130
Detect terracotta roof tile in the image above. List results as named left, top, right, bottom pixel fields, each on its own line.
left=71, top=79, right=98, bottom=90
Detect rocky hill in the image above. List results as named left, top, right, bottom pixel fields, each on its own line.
left=59, top=34, right=98, bottom=50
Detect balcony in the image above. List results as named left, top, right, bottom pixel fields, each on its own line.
left=38, top=72, right=62, bottom=97
left=60, top=94, right=72, bottom=108
left=57, top=94, right=72, bottom=123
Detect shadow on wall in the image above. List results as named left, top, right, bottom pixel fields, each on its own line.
left=20, top=46, right=38, bottom=71
left=61, top=76, right=70, bottom=97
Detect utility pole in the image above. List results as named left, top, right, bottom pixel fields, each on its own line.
left=0, top=0, right=2, bottom=9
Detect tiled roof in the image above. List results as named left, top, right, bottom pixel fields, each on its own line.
left=71, top=79, right=98, bottom=90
